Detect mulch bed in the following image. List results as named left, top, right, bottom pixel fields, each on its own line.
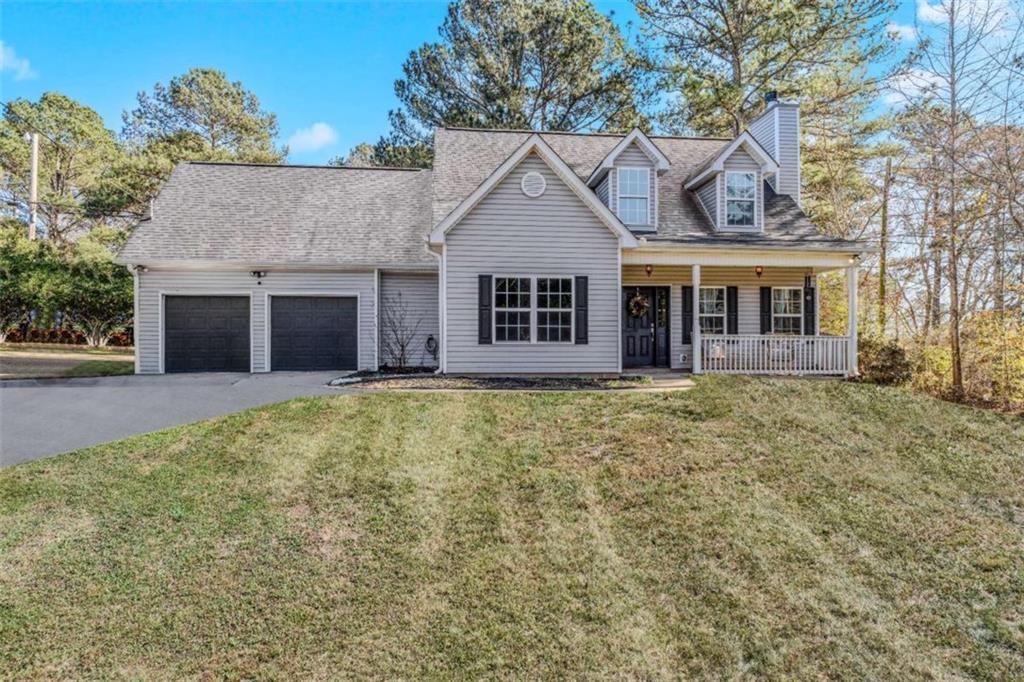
left=354, top=375, right=651, bottom=391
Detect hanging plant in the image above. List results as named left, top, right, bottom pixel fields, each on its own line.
left=628, top=291, right=650, bottom=318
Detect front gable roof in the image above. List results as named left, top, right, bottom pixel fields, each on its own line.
left=428, top=134, right=638, bottom=248
left=684, top=132, right=779, bottom=190
left=585, top=128, right=671, bottom=186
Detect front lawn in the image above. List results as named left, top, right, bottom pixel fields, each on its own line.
left=62, top=359, right=135, bottom=378
left=1, top=377, right=1022, bottom=679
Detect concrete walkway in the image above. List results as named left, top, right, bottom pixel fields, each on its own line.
left=0, top=372, right=349, bottom=466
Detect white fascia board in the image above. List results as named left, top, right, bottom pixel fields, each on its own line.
left=585, top=128, right=670, bottom=186
left=429, top=133, right=638, bottom=248
left=127, top=259, right=435, bottom=272
left=684, top=132, right=780, bottom=190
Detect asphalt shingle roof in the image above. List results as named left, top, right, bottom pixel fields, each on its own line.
left=433, top=127, right=865, bottom=250
left=118, top=162, right=435, bottom=266
left=121, top=127, right=866, bottom=265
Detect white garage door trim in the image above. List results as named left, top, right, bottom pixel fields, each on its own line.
left=158, top=290, right=255, bottom=374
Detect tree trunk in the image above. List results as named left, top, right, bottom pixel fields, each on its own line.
left=946, top=1, right=964, bottom=400
left=878, top=156, right=891, bottom=334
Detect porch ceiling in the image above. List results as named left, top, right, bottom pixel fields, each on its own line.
left=622, top=247, right=859, bottom=271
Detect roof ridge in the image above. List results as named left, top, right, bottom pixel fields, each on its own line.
left=184, top=160, right=426, bottom=172
left=439, top=126, right=731, bottom=142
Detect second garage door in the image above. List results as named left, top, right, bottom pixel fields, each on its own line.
left=270, top=296, right=358, bottom=371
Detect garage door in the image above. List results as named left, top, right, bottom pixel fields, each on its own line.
left=164, top=296, right=250, bottom=373
left=271, top=296, right=358, bottom=371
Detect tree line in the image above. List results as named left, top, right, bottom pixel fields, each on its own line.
left=1, top=0, right=1021, bottom=406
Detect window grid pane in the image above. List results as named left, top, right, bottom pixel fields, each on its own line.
left=618, top=168, right=649, bottom=197
left=699, top=287, right=726, bottom=334
left=537, top=277, right=573, bottom=343
left=726, top=199, right=755, bottom=226
left=772, top=288, right=802, bottom=335
left=726, top=173, right=756, bottom=198
left=494, top=277, right=532, bottom=342
left=619, top=197, right=648, bottom=225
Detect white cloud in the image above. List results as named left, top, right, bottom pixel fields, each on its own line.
left=917, top=0, right=1015, bottom=27
left=0, top=41, right=37, bottom=81
left=885, top=68, right=946, bottom=104
left=917, top=0, right=949, bottom=24
left=888, top=21, right=919, bottom=42
left=287, top=122, right=339, bottom=153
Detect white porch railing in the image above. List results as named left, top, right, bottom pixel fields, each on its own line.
left=700, top=334, right=851, bottom=375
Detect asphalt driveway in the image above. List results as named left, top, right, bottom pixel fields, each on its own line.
left=0, top=372, right=349, bottom=466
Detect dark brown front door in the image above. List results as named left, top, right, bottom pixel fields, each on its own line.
left=622, top=287, right=669, bottom=368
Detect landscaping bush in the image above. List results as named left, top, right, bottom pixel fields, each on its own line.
left=857, top=335, right=912, bottom=385
left=0, top=225, right=132, bottom=347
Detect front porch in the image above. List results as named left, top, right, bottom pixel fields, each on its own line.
left=620, top=259, right=858, bottom=377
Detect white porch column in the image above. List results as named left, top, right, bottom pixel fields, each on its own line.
left=692, top=264, right=701, bottom=374
left=846, top=264, right=858, bottom=376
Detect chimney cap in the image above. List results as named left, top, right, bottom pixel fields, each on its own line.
left=764, top=90, right=778, bottom=104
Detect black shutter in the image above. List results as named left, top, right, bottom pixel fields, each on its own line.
left=760, top=286, right=772, bottom=333
left=574, top=276, right=588, bottom=344
left=478, top=275, right=492, bottom=344
left=726, top=286, right=739, bottom=335
left=681, top=286, right=693, bottom=345
left=803, top=276, right=816, bottom=335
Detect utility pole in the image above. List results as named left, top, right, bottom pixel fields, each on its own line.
left=24, top=132, right=39, bottom=240
left=878, top=156, right=891, bottom=334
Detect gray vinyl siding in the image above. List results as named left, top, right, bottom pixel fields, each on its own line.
left=444, top=153, right=620, bottom=373
left=721, top=148, right=763, bottom=231
left=749, top=109, right=776, bottom=159
left=595, top=175, right=609, bottom=206
left=135, top=269, right=377, bottom=373
left=622, top=265, right=814, bottom=370
left=695, top=180, right=718, bottom=228
left=611, top=143, right=657, bottom=230
left=775, top=104, right=800, bottom=201
left=379, top=271, right=439, bottom=368
left=747, top=103, right=799, bottom=200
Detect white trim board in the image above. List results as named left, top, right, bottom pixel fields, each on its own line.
left=586, top=128, right=670, bottom=186
left=428, top=134, right=639, bottom=248
left=684, top=131, right=779, bottom=190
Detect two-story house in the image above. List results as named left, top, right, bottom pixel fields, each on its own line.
left=117, top=94, right=869, bottom=376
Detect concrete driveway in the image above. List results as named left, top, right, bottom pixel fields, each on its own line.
left=0, top=372, right=350, bottom=466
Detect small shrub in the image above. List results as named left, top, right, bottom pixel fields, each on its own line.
left=858, top=335, right=912, bottom=385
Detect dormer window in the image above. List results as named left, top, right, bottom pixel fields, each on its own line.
left=617, top=167, right=650, bottom=226
left=725, top=172, right=756, bottom=228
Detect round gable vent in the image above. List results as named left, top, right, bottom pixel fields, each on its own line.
left=521, top=171, right=547, bottom=198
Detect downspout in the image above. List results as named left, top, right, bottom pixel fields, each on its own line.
left=428, top=246, right=445, bottom=374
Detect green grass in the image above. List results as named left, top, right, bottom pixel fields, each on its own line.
left=1, top=377, right=1022, bottom=679
left=62, top=359, right=135, bottom=378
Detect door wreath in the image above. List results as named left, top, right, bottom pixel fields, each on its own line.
left=628, top=291, right=650, bottom=318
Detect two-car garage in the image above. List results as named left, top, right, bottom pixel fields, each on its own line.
left=163, top=294, right=358, bottom=373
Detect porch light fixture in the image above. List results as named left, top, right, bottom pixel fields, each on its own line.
left=645, top=264, right=654, bottom=278
left=754, top=265, right=764, bottom=278
left=250, top=270, right=267, bottom=285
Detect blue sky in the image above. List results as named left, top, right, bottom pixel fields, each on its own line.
left=2, top=1, right=921, bottom=164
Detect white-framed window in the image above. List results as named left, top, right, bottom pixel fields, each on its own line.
left=536, top=277, right=574, bottom=343
left=772, top=287, right=802, bottom=334
left=493, top=276, right=574, bottom=343
left=617, top=167, right=650, bottom=225
left=494, top=277, right=532, bottom=342
left=725, top=171, right=757, bottom=228
left=699, top=286, right=726, bottom=335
